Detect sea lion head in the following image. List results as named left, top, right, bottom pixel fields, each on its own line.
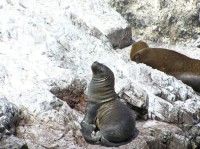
left=91, top=61, right=114, bottom=83
left=88, top=61, right=117, bottom=103
left=130, top=41, right=149, bottom=61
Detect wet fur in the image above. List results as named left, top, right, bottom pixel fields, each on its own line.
left=80, top=61, right=135, bottom=147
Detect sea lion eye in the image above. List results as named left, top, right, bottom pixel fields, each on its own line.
left=134, top=54, right=140, bottom=63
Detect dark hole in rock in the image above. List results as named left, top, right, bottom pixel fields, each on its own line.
left=50, top=79, right=87, bottom=114
left=126, top=102, right=148, bottom=120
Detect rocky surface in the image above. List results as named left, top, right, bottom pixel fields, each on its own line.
left=0, top=97, right=20, bottom=138
left=0, top=96, right=27, bottom=148
left=0, top=0, right=199, bottom=148
left=105, top=0, right=200, bottom=44
left=1, top=135, right=28, bottom=149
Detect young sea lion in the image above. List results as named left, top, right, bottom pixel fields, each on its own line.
left=80, top=61, right=135, bottom=147
left=130, top=41, right=200, bottom=93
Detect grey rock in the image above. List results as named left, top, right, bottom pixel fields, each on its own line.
left=0, top=96, right=21, bottom=140
left=105, top=0, right=199, bottom=44
left=0, top=135, right=28, bottom=149
left=119, top=83, right=149, bottom=109
left=0, top=0, right=200, bottom=148
left=196, top=136, right=200, bottom=144
left=66, top=0, right=132, bottom=48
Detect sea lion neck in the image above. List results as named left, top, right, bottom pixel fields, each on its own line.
left=92, top=75, right=108, bottom=82
left=88, top=61, right=116, bottom=104
left=88, top=75, right=116, bottom=103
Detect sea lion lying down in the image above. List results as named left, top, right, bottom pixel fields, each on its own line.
left=80, top=61, right=135, bottom=147
left=130, top=41, right=200, bottom=93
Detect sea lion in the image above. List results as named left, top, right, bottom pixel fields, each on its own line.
left=130, top=41, right=200, bottom=93
left=80, top=61, right=135, bottom=147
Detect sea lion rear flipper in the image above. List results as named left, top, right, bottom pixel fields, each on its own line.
left=80, top=129, right=100, bottom=144
left=100, top=136, right=130, bottom=147
left=80, top=130, right=100, bottom=144
left=80, top=121, right=100, bottom=144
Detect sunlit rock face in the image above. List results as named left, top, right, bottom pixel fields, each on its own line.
left=105, top=0, right=199, bottom=44
left=0, top=0, right=199, bottom=148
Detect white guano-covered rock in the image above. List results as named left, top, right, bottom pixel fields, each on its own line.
left=65, top=0, right=132, bottom=48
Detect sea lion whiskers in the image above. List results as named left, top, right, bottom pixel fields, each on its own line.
left=92, top=77, right=108, bottom=82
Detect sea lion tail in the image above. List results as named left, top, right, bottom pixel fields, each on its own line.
left=83, top=135, right=100, bottom=144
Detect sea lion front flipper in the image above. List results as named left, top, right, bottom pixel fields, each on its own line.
left=82, top=102, right=99, bottom=124
left=80, top=121, right=95, bottom=135
left=80, top=100, right=101, bottom=144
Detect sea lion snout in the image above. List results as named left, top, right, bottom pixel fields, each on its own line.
left=130, top=40, right=149, bottom=60
left=92, top=61, right=99, bottom=67
left=133, top=53, right=140, bottom=63
left=91, top=61, right=102, bottom=74
left=91, top=61, right=110, bottom=76
left=91, top=61, right=114, bottom=80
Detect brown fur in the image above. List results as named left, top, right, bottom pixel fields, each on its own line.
left=130, top=41, right=149, bottom=61
left=130, top=41, right=200, bottom=93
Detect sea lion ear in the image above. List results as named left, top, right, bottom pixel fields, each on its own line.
left=133, top=54, right=140, bottom=63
